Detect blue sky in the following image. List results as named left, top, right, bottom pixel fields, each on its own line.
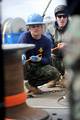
left=2, top=0, right=66, bottom=23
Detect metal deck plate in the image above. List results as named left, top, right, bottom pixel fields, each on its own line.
left=27, top=85, right=70, bottom=120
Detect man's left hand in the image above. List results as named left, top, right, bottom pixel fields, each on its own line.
left=57, top=42, right=65, bottom=49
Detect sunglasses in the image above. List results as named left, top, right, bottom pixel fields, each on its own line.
left=57, top=15, right=67, bottom=18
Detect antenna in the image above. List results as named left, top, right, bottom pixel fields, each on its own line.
left=42, top=0, right=52, bottom=17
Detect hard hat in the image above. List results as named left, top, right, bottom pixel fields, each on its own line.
left=54, top=5, right=68, bottom=16
left=26, top=13, right=45, bottom=25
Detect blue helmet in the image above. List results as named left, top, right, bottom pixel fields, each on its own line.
left=26, top=13, right=45, bottom=25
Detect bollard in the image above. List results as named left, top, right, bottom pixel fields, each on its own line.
left=2, top=44, right=51, bottom=120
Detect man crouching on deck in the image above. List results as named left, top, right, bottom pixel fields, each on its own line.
left=18, top=13, right=60, bottom=95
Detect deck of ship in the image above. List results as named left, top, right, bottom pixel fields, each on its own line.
left=26, top=84, right=71, bottom=120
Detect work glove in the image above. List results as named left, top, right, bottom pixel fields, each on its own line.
left=30, top=55, right=41, bottom=62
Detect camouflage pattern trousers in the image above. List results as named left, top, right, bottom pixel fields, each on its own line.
left=23, top=62, right=60, bottom=87
left=51, top=53, right=65, bottom=76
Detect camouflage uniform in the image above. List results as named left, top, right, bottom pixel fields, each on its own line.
left=45, top=22, right=68, bottom=76
left=24, top=62, right=60, bottom=87
left=51, top=24, right=67, bottom=76
left=45, top=5, right=69, bottom=76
